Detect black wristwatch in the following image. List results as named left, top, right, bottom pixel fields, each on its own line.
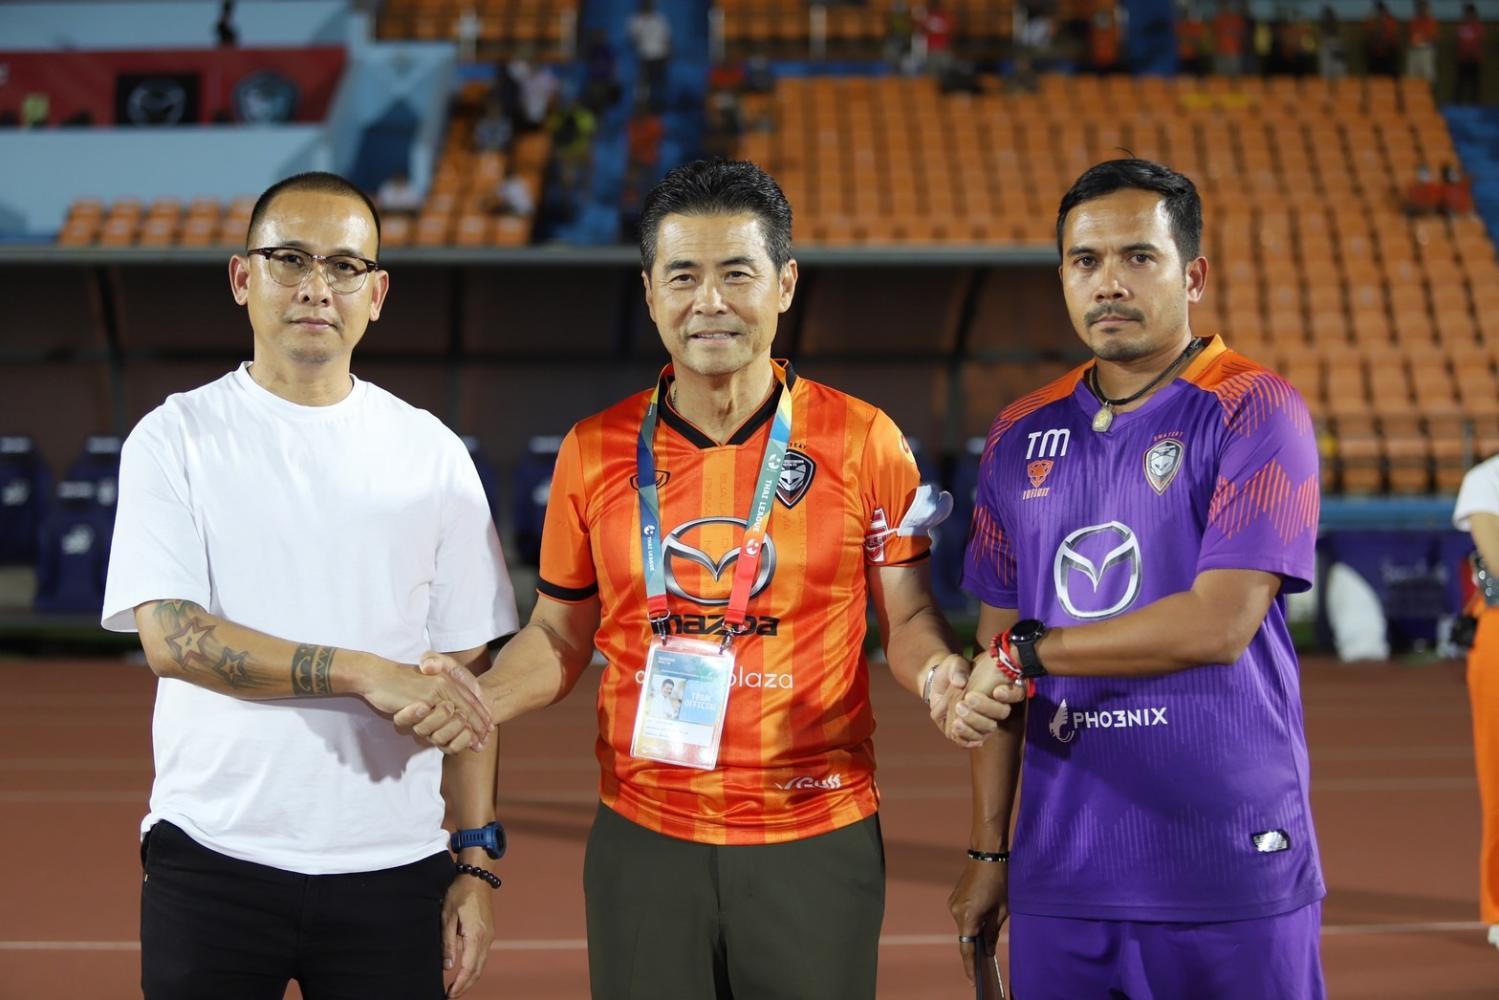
left=1008, top=619, right=1050, bottom=678
left=450, top=821, right=507, bottom=860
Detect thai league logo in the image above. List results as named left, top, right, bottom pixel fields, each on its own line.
left=1053, top=521, right=1141, bottom=620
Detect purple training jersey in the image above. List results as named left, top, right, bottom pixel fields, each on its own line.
left=962, top=336, right=1326, bottom=923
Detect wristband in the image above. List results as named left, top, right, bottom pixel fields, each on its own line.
left=987, top=631, right=1023, bottom=683
left=455, top=862, right=502, bottom=889
left=967, top=848, right=1009, bottom=863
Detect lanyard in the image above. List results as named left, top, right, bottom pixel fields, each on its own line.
left=637, top=372, right=793, bottom=647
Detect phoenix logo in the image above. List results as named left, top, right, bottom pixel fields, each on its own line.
left=1053, top=521, right=1142, bottom=620
left=663, top=517, right=777, bottom=605
left=1048, top=699, right=1076, bottom=743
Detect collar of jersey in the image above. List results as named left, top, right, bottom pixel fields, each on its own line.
left=657, top=359, right=798, bottom=450
left=1072, top=334, right=1225, bottom=429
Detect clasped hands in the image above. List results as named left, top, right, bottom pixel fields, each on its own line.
left=362, top=652, right=495, bottom=754
left=926, top=651, right=1027, bottom=747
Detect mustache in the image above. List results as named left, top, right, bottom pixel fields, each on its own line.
left=1086, top=305, right=1145, bottom=325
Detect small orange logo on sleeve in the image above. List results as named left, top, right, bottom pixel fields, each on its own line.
left=1027, top=459, right=1054, bottom=489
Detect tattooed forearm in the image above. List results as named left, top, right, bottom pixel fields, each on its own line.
left=291, top=644, right=336, bottom=696
left=145, top=600, right=269, bottom=690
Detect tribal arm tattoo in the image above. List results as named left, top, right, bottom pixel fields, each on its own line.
left=142, top=600, right=341, bottom=698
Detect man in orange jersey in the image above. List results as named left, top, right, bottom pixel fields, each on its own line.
left=407, top=159, right=1023, bottom=998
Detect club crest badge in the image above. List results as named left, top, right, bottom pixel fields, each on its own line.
left=1027, top=459, right=1054, bottom=489
left=1144, top=439, right=1184, bottom=495
left=777, top=450, right=815, bottom=508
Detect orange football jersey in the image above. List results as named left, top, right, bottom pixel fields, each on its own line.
left=539, top=361, right=929, bottom=844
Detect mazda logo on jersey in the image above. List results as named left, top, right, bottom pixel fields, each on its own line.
left=1053, top=521, right=1141, bottom=620
left=664, top=516, right=777, bottom=605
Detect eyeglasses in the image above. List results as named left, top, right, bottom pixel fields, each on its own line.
left=248, top=247, right=381, bottom=294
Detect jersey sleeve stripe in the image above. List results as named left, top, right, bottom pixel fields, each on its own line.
left=537, top=578, right=600, bottom=602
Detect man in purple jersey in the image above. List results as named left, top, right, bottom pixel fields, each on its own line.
left=941, top=159, right=1326, bottom=998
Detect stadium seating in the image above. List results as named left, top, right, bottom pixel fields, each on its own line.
left=739, top=72, right=1497, bottom=494
left=377, top=0, right=576, bottom=48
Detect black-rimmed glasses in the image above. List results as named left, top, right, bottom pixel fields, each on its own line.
left=248, top=247, right=381, bottom=294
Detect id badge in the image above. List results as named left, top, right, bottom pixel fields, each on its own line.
left=630, top=635, right=734, bottom=770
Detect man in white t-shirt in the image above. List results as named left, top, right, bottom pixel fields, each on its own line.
left=1454, top=456, right=1499, bottom=951
left=102, top=172, right=517, bottom=1000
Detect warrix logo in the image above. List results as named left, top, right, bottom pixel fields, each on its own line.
left=664, top=516, right=776, bottom=605
left=777, top=774, right=842, bottom=791
left=1048, top=699, right=1169, bottom=742
left=1053, top=521, right=1141, bottom=620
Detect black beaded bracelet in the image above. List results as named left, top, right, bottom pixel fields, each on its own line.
left=967, top=848, right=1009, bottom=863
left=455, top=862, right=502, bottom=889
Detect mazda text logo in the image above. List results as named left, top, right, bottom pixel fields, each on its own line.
left=1053, top=521, right=1141, bottom=620
left=663, top=516, right=776, bottom=605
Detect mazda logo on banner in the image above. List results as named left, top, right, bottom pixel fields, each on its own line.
left=663, top=516, right=777, bottom=605
left=1053, top=521, right=1141, bottom=620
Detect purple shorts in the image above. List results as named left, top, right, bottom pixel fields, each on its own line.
left=1010, top=901, right=1326, bottom=1000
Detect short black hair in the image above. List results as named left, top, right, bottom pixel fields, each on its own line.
left=639, top=159, right=792, bottom=275
left=1055, top=158, right=1202, bottom=264
left=246, top=171, right=382, bottom=253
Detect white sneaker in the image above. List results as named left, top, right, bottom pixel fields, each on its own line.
left=1488, top=925, right=1499, bottom=949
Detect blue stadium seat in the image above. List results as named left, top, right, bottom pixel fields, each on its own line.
left=932, top=436, right=984, bottom=612
left=461, top=435, right=503, bottom=531
left=65, top=436, right=123, bottom=525
left=512, top=435, right=562, bottom=566
left=0, top=435, right=52, bottom=567
left=33, top=480, right=111, bottom=613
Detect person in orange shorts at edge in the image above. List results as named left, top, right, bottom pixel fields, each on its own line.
left=1455, top=456, right=1499, bottom=950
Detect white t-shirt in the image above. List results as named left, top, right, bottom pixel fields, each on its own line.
left=102, top=364, right=517, bottom=874
left=1454, top=455, right=1499, bottom=531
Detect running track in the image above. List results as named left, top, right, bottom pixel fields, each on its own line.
left=1, top=655, right=1495, bottom=998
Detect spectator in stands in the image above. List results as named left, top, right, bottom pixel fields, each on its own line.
left=487, top=172, right=536, bottom=218
left=215, top=0, right=237, bottom=46
left=627, top=101, right=666, bottom=175
left=375, top=171, right=423, bottom=216
left=1089, top=6, right=1124, bottom=74
left=102, top=171, right=512, bottom=1000
left=920, top=0, right=957, bottom=77
left=1317, top=4, right=1346, bottom=79
left=885, top=0, right=916, bottom=69
left=1363, top=1, right=1401, bottom=77
left=1404, top=163, right=1443, bottom=216
left=1177, top=2, right=1209, bottom=76
left=1211, top=0, right=1249, bottom=77
left=1453, top=461, right=1499, bottom=953
left=1455, top=3, right=1485, bottom=105
left=1276, top=9, right=1316, bottom=77
left=1442, top=163, right=1476, bottom=217
left=549, top=99, right=597, bottom=195
left=582, top=29, right=621, bottom=115
left=629, top=0, right=673, bottom=112
left=472, top=97, right=514, bottom=153
left=705, top=89, right=745, bottom=160
left=1406, top=0, right=1438, bottom=84
left=506, top=56, right=559, bottom=133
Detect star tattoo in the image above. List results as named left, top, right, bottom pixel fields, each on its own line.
left=165, top=620, right=215, bottom=663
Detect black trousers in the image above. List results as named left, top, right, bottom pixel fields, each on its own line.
left=583, top=804, right=886, bottom=1000
left=140, top=821, right=451, bottom=1000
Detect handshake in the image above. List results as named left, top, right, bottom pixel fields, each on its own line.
left=925, top=650, right=1029, bottom=747
left=357, top=651, right=498, bottom=754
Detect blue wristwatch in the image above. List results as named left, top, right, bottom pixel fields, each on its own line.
left=449, top=821, right=506, bottom=860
